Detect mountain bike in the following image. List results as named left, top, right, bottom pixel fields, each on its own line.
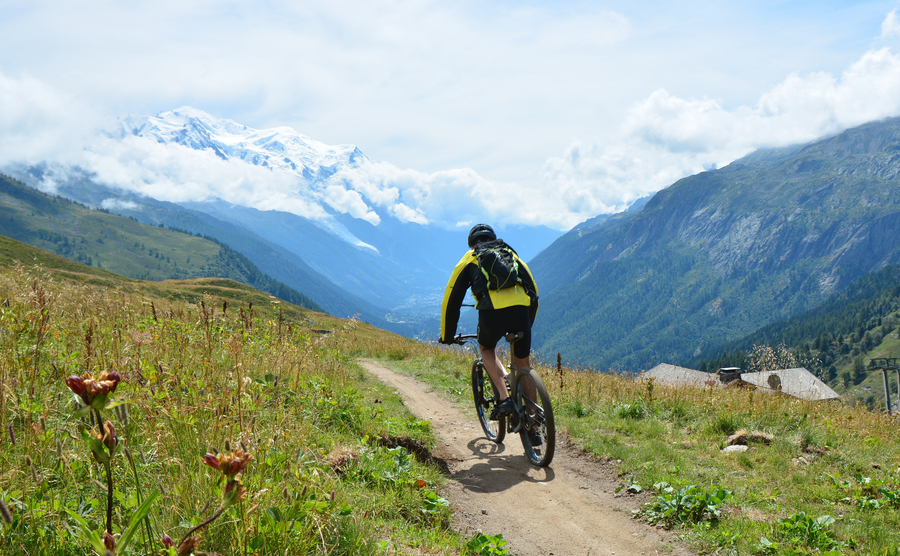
left=454, top=333, right=555, bottom=467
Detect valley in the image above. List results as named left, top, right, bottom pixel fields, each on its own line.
left=6, top=114, right=900, bottom=399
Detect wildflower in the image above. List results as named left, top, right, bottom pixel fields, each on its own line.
left=90, top=370, right=121, bottom=398
left=202, top=449, right=252, bottom=509
left=102, top=531, right=116, bottom=551
left=66, top=375, right=86, bottom=396
left=177, top=536, right=201, bottom=556
left=220, top=450, right=251, bottom=477
left=101, top=421, right=117, bottom=454
left=202, top=453, right=221, bottom=471
left=202, top=449, right=251, bottom=479
left=161, top=533, right=174, bottom=548
left=65, top=370, right=122, bottom=409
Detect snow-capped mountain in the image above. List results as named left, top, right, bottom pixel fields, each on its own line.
left=110, top=107, right=394, bottom=251
left=7, top=107, right=562, bottom=325
left=115, top=107, right=366, bottom=182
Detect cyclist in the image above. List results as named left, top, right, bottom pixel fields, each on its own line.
left=439, top=223, right=539, bottom=421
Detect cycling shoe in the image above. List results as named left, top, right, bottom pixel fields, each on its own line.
left=489, top=397, right=515, bottom=420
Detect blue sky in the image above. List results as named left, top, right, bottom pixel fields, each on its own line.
left=2, top=1, right=900, bottom=229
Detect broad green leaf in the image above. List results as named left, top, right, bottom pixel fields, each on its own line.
left=65, top=509, right=107, bottom=555
left=117, top=490, right=159, bottom=552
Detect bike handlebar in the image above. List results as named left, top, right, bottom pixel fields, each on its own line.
left=453, top=334, right=478, bottom=344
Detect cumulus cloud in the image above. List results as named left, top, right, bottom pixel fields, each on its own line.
left=389, top=203, right=429, bottom=225
left=0, top=72, right=99, bottom=167
left=883, top=9, right=900, bottom=38
left=541, top=42, right=900, bottom=229
left=5, top=9, right=900, bottom=233
left=322, top=183, right=380, bottom=224
left=100, top=198, right=138, bottom=210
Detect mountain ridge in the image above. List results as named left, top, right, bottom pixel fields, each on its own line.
left=10, top=106, right=564, bottom=320
left=0, top=172, right=327, bottom=310
left=530, top=116, right=900, bottom=370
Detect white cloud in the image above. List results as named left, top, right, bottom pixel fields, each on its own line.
left=883, top=9, right=900, bottom=38
left=0, top=72, right=99, bottom=167
left=4, top=6, right=900, bottom=232
left=80, top=133, right=329, bottom=219
left=322, top=183, right=380, bottom=225
left=389, top=203, right=429, bottom=225
left=541, top=42, right=900, bottom=229
left=100, top=198, right=138, bottom=211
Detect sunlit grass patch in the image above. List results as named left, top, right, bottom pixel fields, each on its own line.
left=0, top=265, right=464, bottom=555
left=370, top=339, right=900, bottom=555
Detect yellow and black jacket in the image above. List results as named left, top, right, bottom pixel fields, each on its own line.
left=440, top=246, right=539, bottom=342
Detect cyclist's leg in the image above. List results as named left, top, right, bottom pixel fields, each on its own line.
left=479, top=345, right=510, bottom=400
left=477, top=310, right=511, bottom=400
left=509, top=308, right=537, bottom=407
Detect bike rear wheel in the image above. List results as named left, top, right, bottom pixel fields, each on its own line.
left=471, top=360, right=505, bottom=443
left=514, top=367, right=555, bottom=466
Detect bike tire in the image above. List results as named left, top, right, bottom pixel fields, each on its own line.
left=471, top=359, right=505, bottom=443
left=514, top=367, right=555, bottom=466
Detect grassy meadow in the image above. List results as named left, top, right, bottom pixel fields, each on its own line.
left=0, top=259, right=461, bottom=555
left=1, top=241, right=899, bottom=555
left=386, top=348, right=900, bottom=555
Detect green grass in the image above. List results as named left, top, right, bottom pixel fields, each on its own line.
left=3, top=238, right=900, bottom=555
left=370, top=346, right=900, bottom=556
left=0, top=176, right=322, bottom=312
left=0, top=182, right=221, bottom=281
left=0, top=260, right=464, bottom=555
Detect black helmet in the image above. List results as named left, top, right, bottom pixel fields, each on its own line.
left=467, top=223, right=496, bottom=248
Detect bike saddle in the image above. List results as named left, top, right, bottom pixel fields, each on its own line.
left=504, top=331, right=524, bottom=343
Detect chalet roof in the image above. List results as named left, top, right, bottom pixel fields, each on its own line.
left=737, top=368, right=840, bottom=401
left=641, top=364, right=841, bottom=402
left=643, top=364, right=715, bottom=388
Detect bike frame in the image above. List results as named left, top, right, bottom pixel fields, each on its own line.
left=453, top=331, right=555, bottom=466
left=457, top=333, right=529, bottom=433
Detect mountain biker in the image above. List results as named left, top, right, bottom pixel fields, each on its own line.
left=439, top=223, right=539, bottom=421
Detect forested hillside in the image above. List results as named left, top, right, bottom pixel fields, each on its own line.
left=693, top=263, right=900, bottom=408
left=530, top=117, right=900, bottom=371
left=4, top=169, right=437, bottom=335
left=0, top=174, right=322, bottom=311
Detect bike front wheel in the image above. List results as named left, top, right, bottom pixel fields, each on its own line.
left=514, top=367, right=555, bottom=466
left=471, top=360, right=505, bottom=443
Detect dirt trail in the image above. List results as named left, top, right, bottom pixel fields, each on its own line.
left=360, top=360, right=696, bottom=556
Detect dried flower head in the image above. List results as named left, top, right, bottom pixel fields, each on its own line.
left=101, top=421, right=117, bottom=454
left=102, top=530, right=117, bottom=551
left=65, top=370, right=122, bottom=407
left=177, top=536, right=201, bottom=556
left=0, top=498, right=12, bottom=524
left=201, top=449, right=251, bottom=479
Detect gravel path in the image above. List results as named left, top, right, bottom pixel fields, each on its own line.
left=360, top=359, right=697, bottom=556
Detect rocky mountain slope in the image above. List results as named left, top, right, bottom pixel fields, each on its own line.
left=530, top=117, right=900, bottom=370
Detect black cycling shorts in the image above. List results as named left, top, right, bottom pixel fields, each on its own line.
left=477, top=305, right=531, bottom=359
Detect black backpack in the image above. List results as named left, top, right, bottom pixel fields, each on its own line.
left=473, top=239, right=521, bottom=290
